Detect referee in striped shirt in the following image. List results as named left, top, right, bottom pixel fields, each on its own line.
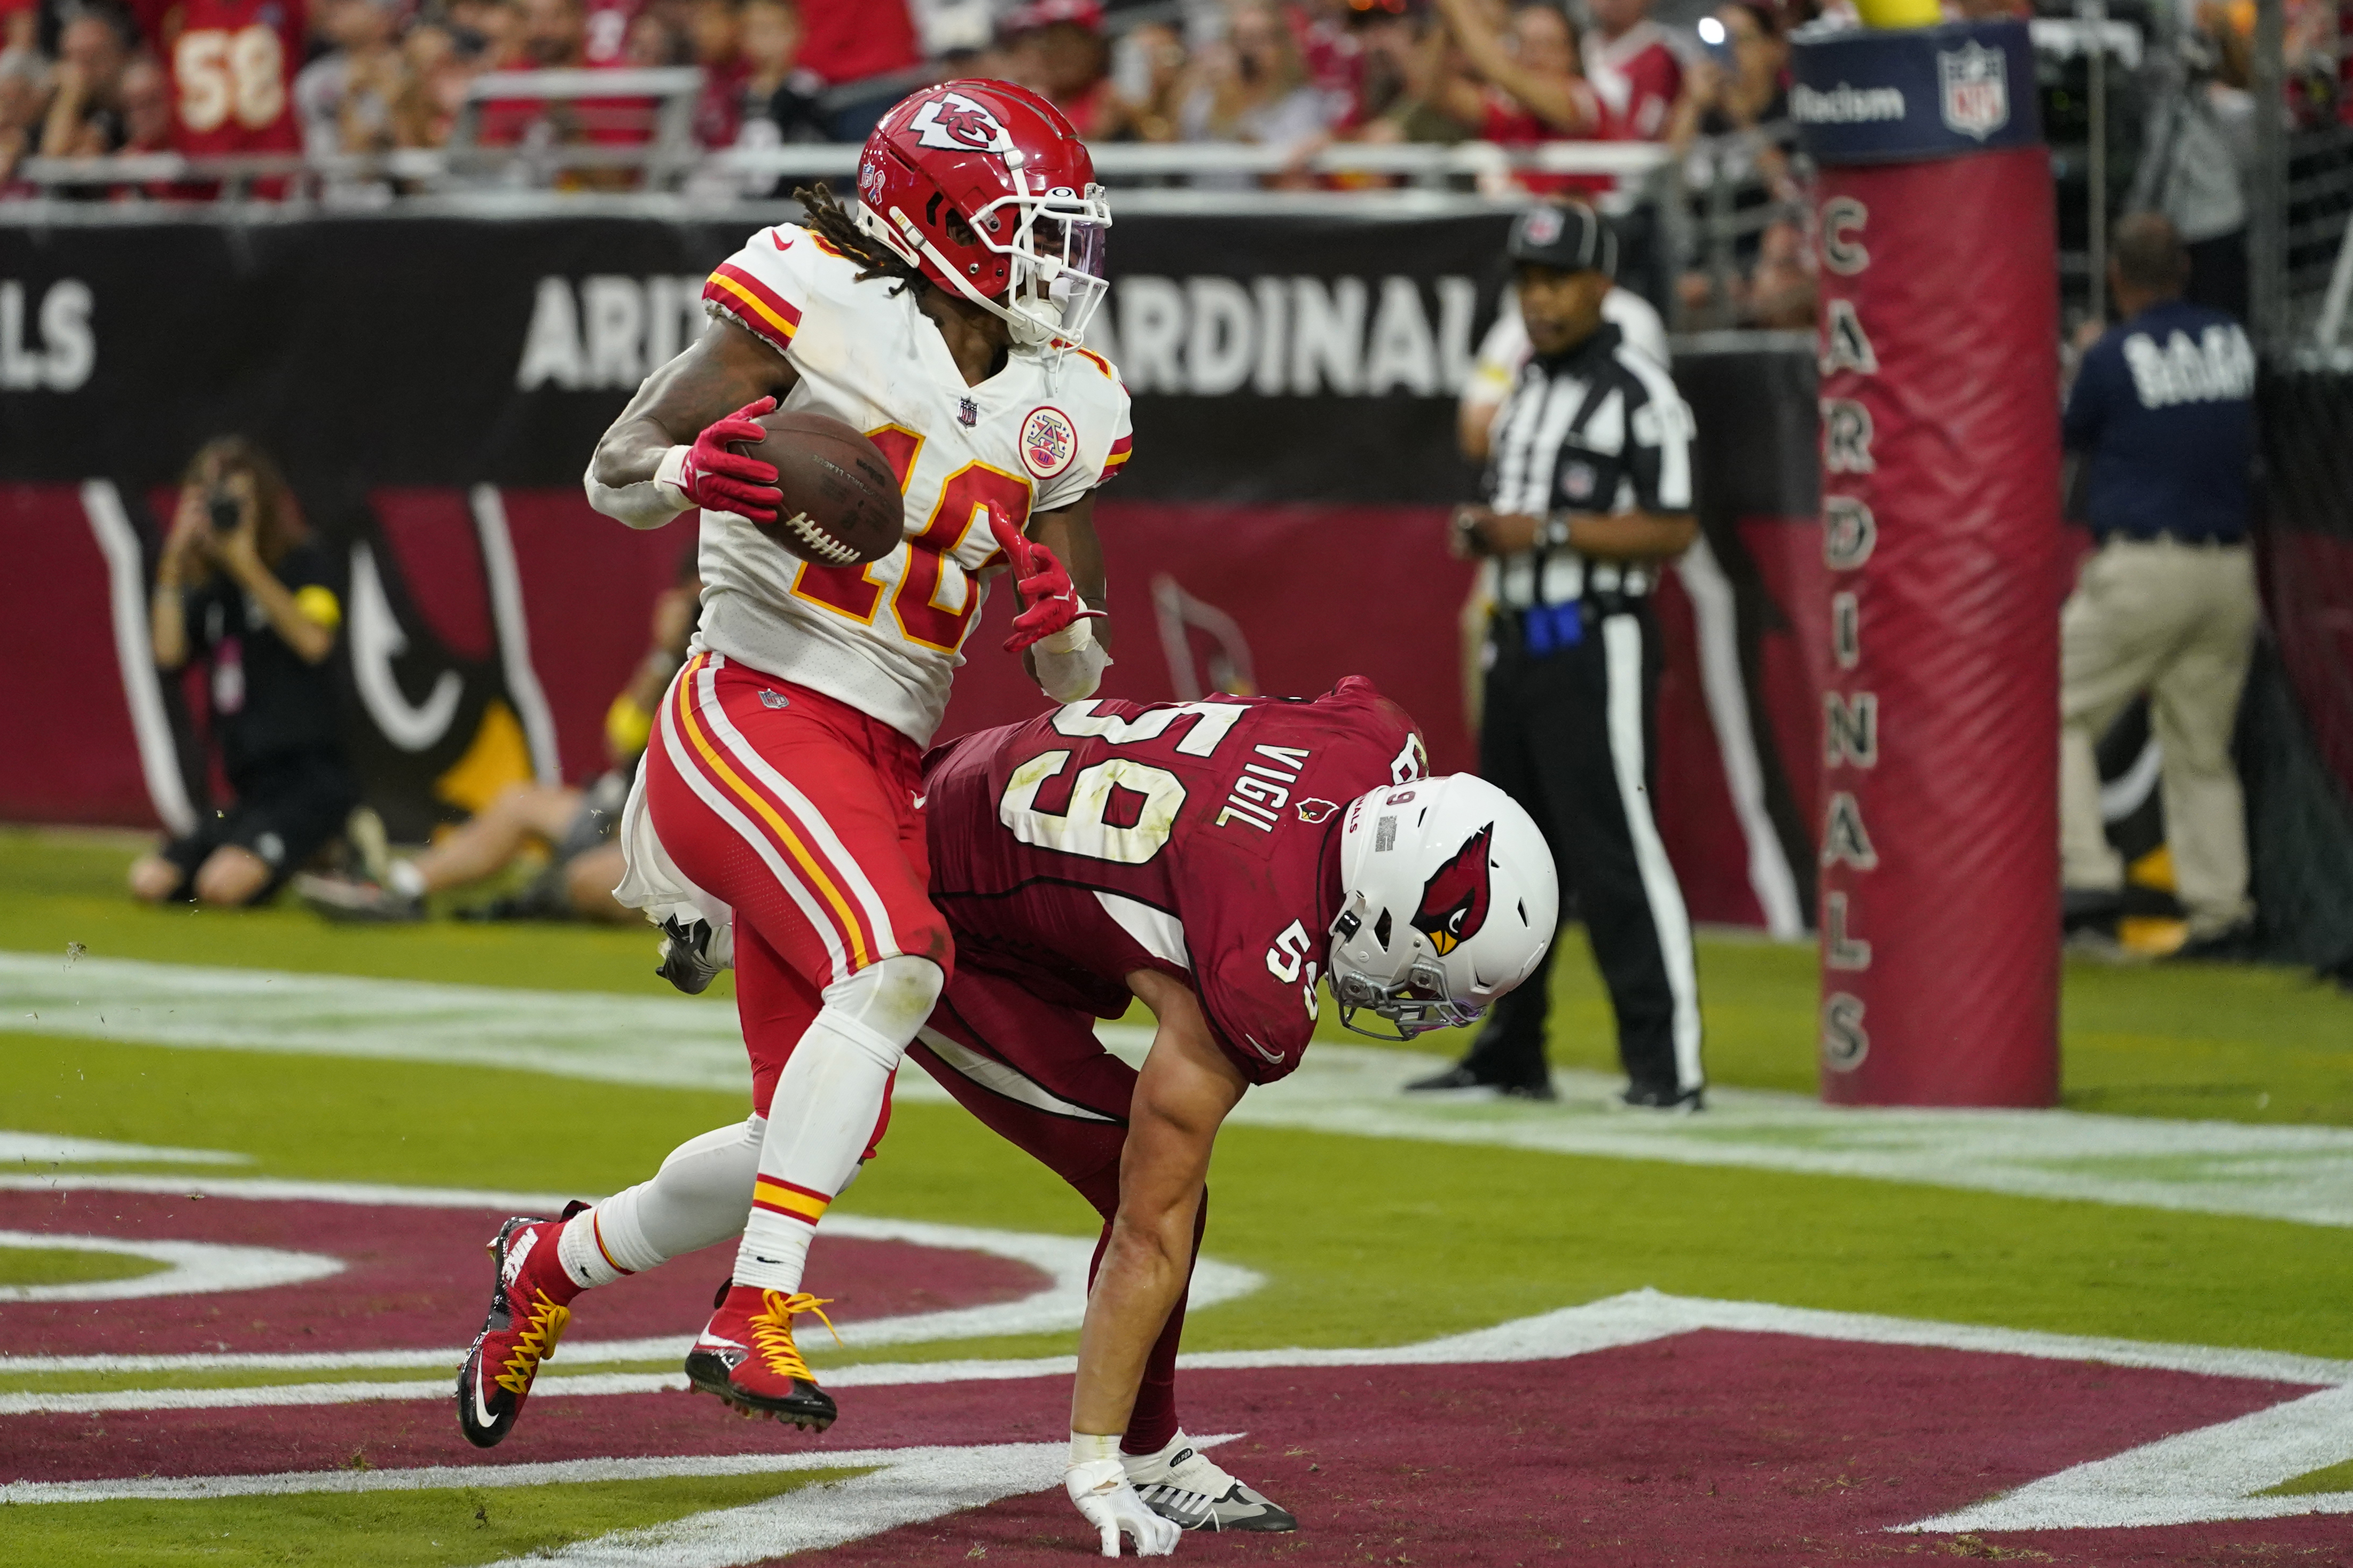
left=1408, top=202, right=1708, bottom=1111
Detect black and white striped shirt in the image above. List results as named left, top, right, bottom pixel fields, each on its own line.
left=1483, top=321, right=1696, bottom=609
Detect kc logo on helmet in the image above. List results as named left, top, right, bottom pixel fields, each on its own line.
left=909, top=91, right=1015, bottom=154
left=1019, top=406, right=1076, bottom=478
left=1938, top=40, right=2009, bottom=140
left=1412, top=824, right=1494, bottom=957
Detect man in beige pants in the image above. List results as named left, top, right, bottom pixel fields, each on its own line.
left=2060, top=214, right=2260, bottom=954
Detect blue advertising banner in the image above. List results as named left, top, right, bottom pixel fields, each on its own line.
left=1789, top=19, right=2042, bottom=166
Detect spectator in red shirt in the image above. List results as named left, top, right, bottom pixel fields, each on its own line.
left=998, top=0, right=1112, bottom=136
left=1431, top=0, right=1606, bottom=195
left=793, top=0, right=917, bottom=138
left=1583, top=0, right=1682, bottom=141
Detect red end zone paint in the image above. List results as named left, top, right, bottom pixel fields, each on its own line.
left=5, top=1332, right=2341, bottom=1563
left=0, top=1191, right=1047, bottom=1358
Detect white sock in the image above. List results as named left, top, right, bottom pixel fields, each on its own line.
left=559, top=1115, right=765, bottom=1290
left=387, top=860, right=426, bottom=899
left=732, top=956, right=940, bottom=1294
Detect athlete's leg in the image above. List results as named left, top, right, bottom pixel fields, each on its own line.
left=912, top=972, right=1288, bottom=1529
left=910, top=970, right=1193, bottom=1455
left=410, top=783, right=584, bottom=892
left=646, top=655, right=948, bottom=1424
left=557, top=1115, right=765, bottom=1284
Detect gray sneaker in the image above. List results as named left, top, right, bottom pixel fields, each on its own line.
left=294, top=871, right=423, bottom=923
left=1121, top=1432, right=1298, bottom=1533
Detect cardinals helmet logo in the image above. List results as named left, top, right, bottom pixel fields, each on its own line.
left=1411, top=824, right=1494, bottom=957
left=909, top=92, right=1015, bottom=155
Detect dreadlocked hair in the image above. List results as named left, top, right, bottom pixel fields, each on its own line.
left=794, top=182, right=923, bottom=293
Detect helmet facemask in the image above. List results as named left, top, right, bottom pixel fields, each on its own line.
left=1324, top=894, right=1487, bottom=1041
left=860, top=164, right=1110, bottom=350
left=976, top=168, right=1111, bottom=348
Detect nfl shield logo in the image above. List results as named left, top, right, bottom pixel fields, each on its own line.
left=1938, top=40, right=2009, bottom=140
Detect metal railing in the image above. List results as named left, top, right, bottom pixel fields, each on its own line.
left=12, top=135, right=1670, bottom=202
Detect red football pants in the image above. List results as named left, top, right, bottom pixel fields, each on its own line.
left=647, top=653, right=952, bottom=1121
left=908, top=966, right=1198, bottom=1456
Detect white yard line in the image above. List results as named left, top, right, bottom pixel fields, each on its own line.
left=10, top=1289, right=2351, bottom=1419
left=1897, top=1383, right=2353, bottom=1531
left=0, top=1229, right=341, bottom=1303
left=0, top=1176, right=1260, bottom=1378
left=9, top=1295, right=2353, bottom=1543
left=6, top=951, right=2352, bottom=1231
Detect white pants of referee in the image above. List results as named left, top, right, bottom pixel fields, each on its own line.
left=1465, top=596, right=1705, bottom=1096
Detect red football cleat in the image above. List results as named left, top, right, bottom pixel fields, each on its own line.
left=455, top=1205, right=583, bottom=1448
left=685, top=1282, right=842, bottom=1430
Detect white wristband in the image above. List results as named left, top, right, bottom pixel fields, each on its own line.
left=584, top=446, right=694, bottom=531
left=1068, top=1432, right=1122, bottom=1469
left=1033, top=628, right=1109, bottom=703
left=1037, top=610, right=1095, bottom=657
left=653, top=444, right=692, bottom=506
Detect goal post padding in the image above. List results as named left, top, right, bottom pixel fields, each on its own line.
left=1792, top=19, right=2062, bottom=1106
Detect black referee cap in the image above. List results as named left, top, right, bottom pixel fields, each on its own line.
left=1507, top=202, right=1618, bottom=280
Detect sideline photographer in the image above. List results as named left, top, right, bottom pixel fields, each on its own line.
left=128, top=438, right=357, bottom=907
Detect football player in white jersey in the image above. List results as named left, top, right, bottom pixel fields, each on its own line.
left=453, top=80, right=1144, bottom=1488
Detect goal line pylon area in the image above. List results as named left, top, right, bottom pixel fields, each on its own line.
left=1793, top=15, right=2064, bottom=1106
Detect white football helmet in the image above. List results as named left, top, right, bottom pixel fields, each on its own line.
left=1327, top=774, right=1558, bottom=1039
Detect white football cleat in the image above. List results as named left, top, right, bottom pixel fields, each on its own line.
left=1121, top=1431, right=1298, bottom=1533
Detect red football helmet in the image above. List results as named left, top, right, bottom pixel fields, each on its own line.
left=853, top=79, right=1111, bottom=350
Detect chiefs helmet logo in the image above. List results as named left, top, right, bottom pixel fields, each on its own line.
left=908, top=92, right=1015, bottom=155
left=1411, top=824, right=1494, bottom=957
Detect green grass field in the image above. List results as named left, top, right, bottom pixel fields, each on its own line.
left=4, top=825, right=2350, bottom=1565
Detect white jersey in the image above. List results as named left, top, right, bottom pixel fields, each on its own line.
left=693, top=223, right=1134, bottom=745
left=1458, top=287, right=1669, bottom=421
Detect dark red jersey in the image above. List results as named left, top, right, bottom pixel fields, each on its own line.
left=923, top=679, right=1426, bottom=1085
left=168, top=0, right=303, bottom=156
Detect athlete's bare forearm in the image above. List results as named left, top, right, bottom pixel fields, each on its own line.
left=1071, top=972, right=1244, bottom=1438
left=591, top=317, right=799, bottom=489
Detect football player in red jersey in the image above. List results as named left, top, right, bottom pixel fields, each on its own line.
left=908, top=677, right=1557, bottom=1553
left=454, top=81, right=1128, bottom=1449
left=164, top=0, right=303, bottom=163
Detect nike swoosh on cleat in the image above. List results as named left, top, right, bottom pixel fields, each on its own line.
left=471, top=1369, right=497, bottom=1430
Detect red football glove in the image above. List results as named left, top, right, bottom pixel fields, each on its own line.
left=987, top=512, right=1105, bottom=655
left=675, top=396, right=780, bottom=523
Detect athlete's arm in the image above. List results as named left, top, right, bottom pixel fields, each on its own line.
left=1070, top=968, right=1245, bottom=1441
left=1029, top=491, right=1107, bottom=622
left=992, top=489, right=1111, bottom=700
left=585, top=318, right=799, bottom=527
left=1433, top=0, right=1596, bottom=134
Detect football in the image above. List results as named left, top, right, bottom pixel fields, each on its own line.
left=729, top=409, right=904, bottom=567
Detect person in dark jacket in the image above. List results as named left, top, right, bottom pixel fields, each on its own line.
left=129, top=437, right=357, bottom=907
left=2059, top=212, right=2260, bottom=955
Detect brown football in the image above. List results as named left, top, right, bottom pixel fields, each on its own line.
left=728, top=409, right=903, bottom=568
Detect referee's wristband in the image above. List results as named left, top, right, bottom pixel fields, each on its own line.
left=1541, top=513, right=1575, bottom=550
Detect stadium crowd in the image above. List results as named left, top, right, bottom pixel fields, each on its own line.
left=0, top=0, right=1747, bottom=192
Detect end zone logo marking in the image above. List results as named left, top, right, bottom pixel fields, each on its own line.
left=1018, top=406, right=1076, bottom=479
